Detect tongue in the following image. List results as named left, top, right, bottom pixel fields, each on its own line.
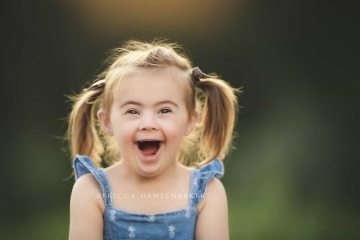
left=141, top=145, right=158, bottom=156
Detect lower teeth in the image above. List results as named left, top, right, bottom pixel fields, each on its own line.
left=144, top=154, right=155, bottom=157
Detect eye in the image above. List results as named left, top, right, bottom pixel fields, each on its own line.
left=127, top=109, right=139, bottom=115
left=159, top=108, right=171, bottom=114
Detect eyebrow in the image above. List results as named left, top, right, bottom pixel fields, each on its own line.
left=119, top=100, right=179, bottom=108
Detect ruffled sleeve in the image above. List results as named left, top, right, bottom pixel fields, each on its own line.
left=73, top=154, right=99, bottom=180
left=198, top=158, right=224, bottom=180
left=189, top=159, right=225, bottom=206
left=72, top=155, right=112, bottom=206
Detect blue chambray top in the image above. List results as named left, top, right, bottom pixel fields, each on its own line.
left=73, top=155, right=224, bottom=240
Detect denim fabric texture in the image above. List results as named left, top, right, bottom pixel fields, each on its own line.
left=73, top=155, right=224, bottom=240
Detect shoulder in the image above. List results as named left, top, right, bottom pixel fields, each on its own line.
left=206, top=177, right=226, bottom=196
left=195, top=177, right=229, bottom=239
left=70, top=173, right=105, bottom=212
left=73, top=172, right=100, bottom=192
left=197, top=177, right=227, bottom=212
left=69, top=173, right=106, bottom=239
left=195, top=158, right=225, bottom=206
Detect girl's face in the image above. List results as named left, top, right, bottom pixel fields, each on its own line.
left=99, top=68, right=197, bottom=177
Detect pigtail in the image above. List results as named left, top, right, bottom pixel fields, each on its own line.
left=196, top=78, right=242, bottom=165
left=67, top=88, right=104, bottom=167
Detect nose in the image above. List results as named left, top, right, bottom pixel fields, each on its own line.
left=138, top=112, right=158, bottom=131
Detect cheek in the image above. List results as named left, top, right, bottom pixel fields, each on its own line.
left=112, top=128, right=135, bottom=158
left=162, top=119, right=188, bottom=141
left=113, top=124, right=133, bottom=140
left=110, top=118, right=135, bottom=146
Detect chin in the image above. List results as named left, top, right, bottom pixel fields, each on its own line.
left=136, top=164, right=164, bottom=177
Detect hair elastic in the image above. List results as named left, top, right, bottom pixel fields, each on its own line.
left=192, top=67, right=216, bottom=84
left=83, top=79, right=106, bottom=92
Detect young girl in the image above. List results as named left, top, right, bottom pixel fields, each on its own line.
left=67, top=40, right=240, bottom=240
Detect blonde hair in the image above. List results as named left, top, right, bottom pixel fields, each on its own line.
left=67, top=39, right=242, bottom=168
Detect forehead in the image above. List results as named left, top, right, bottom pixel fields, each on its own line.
left=112, top=68, right=188, bottom=105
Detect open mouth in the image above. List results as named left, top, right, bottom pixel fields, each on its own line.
left=137, top=141, right=160, bottom=158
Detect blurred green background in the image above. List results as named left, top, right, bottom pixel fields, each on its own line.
left=1, top=0, right=359, bottom=239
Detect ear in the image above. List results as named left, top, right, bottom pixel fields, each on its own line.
left=97, top=109, right=113, bottom=136
left=185, top=111, right=199, bottom=136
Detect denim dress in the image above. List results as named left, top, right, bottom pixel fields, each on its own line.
left=73, top=155, right=224, bottom=240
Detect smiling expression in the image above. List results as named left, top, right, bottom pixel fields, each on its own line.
left=98, top=68, right=197, bottom=177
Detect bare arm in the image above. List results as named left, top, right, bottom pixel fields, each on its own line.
left=69, top=173, right=104, bottom=240
left=195, top=178, right=229, bottom=240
